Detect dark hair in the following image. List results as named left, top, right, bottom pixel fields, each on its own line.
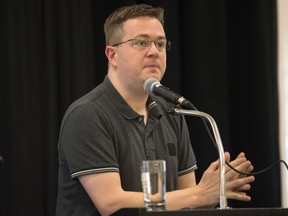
left=104, top=4, right=164, bottom=45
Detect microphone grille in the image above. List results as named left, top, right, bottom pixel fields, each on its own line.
left=143, top=78, right=160, bottom=95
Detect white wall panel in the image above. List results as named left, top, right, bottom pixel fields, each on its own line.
left=277, top=0, right=288, bottom=207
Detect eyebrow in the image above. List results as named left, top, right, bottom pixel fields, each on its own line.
left=133, top=34, right=166, bottom=40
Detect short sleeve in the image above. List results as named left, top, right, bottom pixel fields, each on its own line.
left=59, top=104, right=119, bottom=179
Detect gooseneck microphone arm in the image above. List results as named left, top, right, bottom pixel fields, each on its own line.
left=170, top=108, right=228, bottom=209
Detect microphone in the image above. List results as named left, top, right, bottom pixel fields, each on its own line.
left=143, top=78, right=194, bottom=109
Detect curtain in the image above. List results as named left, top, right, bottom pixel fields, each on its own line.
left=0, top=0, right=280, bottom=215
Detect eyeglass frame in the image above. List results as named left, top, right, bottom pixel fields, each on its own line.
left=111, top=38, right=172, bottom=51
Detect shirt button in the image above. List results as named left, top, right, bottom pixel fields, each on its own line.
left=138, top=117, right=143, bottom=122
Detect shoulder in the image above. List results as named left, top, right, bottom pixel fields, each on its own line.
left=62, top=84, right=108, bottom=121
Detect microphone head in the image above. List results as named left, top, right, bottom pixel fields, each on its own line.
left=143, top=78, right=161, bottom=95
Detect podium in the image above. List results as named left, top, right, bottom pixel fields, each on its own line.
left=112, top=208, right=288, bottom=216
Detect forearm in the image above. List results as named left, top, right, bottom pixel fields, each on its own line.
left=166, top=186, right=214, bottom=210
left=79, top=173, right=145, bottom=216
left=100, top=187, right=211, bottom=215
left=96, top=190, right=144, bottom=216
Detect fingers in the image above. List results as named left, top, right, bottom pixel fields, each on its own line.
left=209, top=152, right=254, bottom=178
left=225, top=152, right=231, bottom=163
left=236, top=152, right=246, bottom=159
left=209, top=152, right=231, bottom=171
left=203, top=152, right=255, bottom=202
left=227, top=154, right=248, bottom=170
left=207, top=158, right=221, bottom=171
left=226, top=175, right=255, bottom=201
left=228, top=191, right=252, bottom=202
left=228, top=152, right=245, bottom=162
left=226, top=163, right=253, bottom=184
left=228, top=175, right=255, bottom=189
left=225, top=152, right=254, bottom=179
left=235, top=183, right=252, bottom=191
left=223, top=152, right=255, bottom=202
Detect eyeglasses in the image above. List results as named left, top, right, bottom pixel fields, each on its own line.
left=111, top=38, right=172, bottom=51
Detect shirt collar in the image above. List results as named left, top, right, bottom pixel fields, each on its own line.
left=103, top=76, right=163, bottom=120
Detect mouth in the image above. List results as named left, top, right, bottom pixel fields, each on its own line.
left=144, top=64, right=159, bottom=70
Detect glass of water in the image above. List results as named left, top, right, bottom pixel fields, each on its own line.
left=141, top=160, right=166, bottom=211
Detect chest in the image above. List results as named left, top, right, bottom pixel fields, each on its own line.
left=109, top=116, right=180, bottom=191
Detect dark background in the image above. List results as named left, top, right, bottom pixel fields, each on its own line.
left=0, top=0, right=282, bottom=215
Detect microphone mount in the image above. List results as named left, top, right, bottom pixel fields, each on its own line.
left=170, top=107, right=228, bottom=209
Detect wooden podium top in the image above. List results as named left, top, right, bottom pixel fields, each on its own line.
left=112, top=207, right=288, bottom=216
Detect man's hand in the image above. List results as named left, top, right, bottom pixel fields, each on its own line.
left=225, top=152, right=255, bottom=201
left=196, top=152, right=255, bottom=207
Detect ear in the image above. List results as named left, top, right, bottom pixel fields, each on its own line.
left=105, top=46, right=117, bottom=66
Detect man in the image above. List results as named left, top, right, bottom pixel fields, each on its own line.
left=56, top=4, right=255, bottom=216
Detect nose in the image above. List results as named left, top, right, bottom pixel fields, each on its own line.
left=146, top=42, right=160, bottom=57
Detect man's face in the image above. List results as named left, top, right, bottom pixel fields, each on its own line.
left=110, top=16, right=167, bottom=91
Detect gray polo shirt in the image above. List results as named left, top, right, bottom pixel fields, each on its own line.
left=56, top=76, right=197, bottom=216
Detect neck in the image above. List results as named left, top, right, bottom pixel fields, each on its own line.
left=125, top=93, right=148, bottom=115
left=120, top=89, right=149, bottom=125
left=108, top=73, right=148, bottom=116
